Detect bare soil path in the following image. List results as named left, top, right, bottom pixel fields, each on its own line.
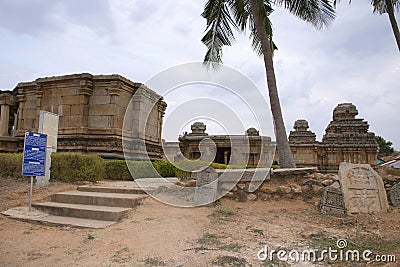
left=1, top=178, right=399, bottom=266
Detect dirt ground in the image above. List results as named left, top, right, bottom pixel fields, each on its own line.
left=1, top=178, right=399, bottom=267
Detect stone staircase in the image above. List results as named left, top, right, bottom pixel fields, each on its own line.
left=3, top=182, right=150, bottom=229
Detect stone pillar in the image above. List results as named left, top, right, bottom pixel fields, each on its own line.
left=0, top=104, right=10, bottom=136
left=0, top=93, right=12, bottom=136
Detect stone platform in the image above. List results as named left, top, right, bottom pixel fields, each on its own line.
left=1, top=180, right=164, bottom=228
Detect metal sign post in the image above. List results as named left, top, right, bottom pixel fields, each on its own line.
left=22, top=132, right=47, bottom=212
left=29, top=176, right=33, bottom=211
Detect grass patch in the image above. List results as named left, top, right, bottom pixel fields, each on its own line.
left=111, top=247, right=131, bottom=264
left=197, top=233, right=224, bottom=246
left=218, top=243, right=243, bottom=252
left=212, top=255, right=248, bottom=267
left=249, top=228, right=264, bottom=236
left=143, top=257, right=166, bottom=266
left=214, top=205, right=235, bottom=216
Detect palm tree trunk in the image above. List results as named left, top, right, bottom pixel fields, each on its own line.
left=385, top=0, right=400, bottom=51
left=249, top=0, right=296, bottom=168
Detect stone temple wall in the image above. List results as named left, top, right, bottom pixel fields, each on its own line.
left=177, top=123, right=275, bottom=166
left=0, top=73, right=166, bottom=160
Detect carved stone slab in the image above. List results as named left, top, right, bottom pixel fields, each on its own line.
left=389, top=182, right=400, bottom=206
left=192, top=166, right=218, bottom=206
left=320, top=182, right=345, bottom=214
left=339, top=162, right=389, bottom=214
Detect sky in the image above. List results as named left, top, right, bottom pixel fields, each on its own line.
left=0, top=0, right=399, bottom=149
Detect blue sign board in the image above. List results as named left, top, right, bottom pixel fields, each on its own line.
left=22, top=132, right=47, bottom=176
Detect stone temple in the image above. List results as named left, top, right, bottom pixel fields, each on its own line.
left=0, top=73, right=166, bottom=160
left=176, top=122, right=274, bottom=166
left=289, top=103, right=378, bottom=171
left=171, top=103, right=378, bottom=171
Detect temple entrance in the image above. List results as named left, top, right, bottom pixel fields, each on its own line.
left=215, top=147, right=231, bottom=165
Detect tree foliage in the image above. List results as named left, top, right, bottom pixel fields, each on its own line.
left=375, top=135, right=395, bottom=157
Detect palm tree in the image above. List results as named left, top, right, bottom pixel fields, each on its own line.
left=335, top=0, right=400, bottom=51
left=201, top=0, right=335, bottom=168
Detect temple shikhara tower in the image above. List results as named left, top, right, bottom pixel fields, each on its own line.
left=289, top=103, right=378, bottom=171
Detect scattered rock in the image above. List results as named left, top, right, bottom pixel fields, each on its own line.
left=301, top=185, right=312, bottom=193
left=175, top=182, right=185, bottom=187
left=325, top=173, right=339, bottom=180
left=185, top=180, right=196, bottom=187
left=322, top=179, right=334, bottom=186
left=259, top=184, right=278, bottom=194
left=258, top=193, right=272, bottom=201
left=290, top=183, right=302, bottom=194
left=237, top=183, right=245, bottom=190
left=312, top=185, right=324, bottom=194
left=303, top=179, right=322, bottom=186
left=247, top=194, right=257, bottom=201
left=314, top=173, right=325, bottom=180
left=330, top=181, right=341, bottom=189
left=278, top=185, right=291, bottom=194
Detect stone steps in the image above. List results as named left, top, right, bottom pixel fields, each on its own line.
left=32, top=202, right=131, bottom=221
left=52, top=190, right=147, bottom=208
left=77, top=185, right=150, bottom=195
left=3, top=181, right=150, bottom=228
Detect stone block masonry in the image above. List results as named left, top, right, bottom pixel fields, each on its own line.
left=0, top=73, right=167, bottom=160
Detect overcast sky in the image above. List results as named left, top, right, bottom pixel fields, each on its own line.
left=0, top=1, right=398, bottom=149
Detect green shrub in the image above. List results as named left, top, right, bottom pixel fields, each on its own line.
left=126, top=161, right=159, bottom=178
left=210, top=162, right=227, bottom=169
left=152, top=161, right=177, bottom=177
left=0, top=153, right=23, bottom=179
left=50, top=153, right=105, bottom=182
left=104, top=160, right=133, bottom=180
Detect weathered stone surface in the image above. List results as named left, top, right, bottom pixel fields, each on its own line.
left=216, top=168, right=271, bottom=182
left=278, top=185, right=291, bottom=194
left=320, top=184, right=345, bottom=215
left=178, top=122, right=274, bottom=166
left=259, top=184, right=278, bottom=194
left=312, top=185, right=324, bottom=194
left=322, top=179, right=335, bottom=186
left=258, top=193, right=272, bottom=201
left=339, top=162, right=389, bottom=214
left=389, top=182, right=400, bottom=206
left=193, top=166, right=218, bottom=206
left=247, top=193, right=257, bottom=201
left=290, top=183, right=302, bottom=194
left=0, top=73, right=167, bottom=160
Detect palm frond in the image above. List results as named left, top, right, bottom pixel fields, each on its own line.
left=274, top=0, right=336, bottom=29
left=201, top=0, right=238, bottom=68
left=227, top=0, right=250, bottom=31
left=372, top=0, right=400, bottom=14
